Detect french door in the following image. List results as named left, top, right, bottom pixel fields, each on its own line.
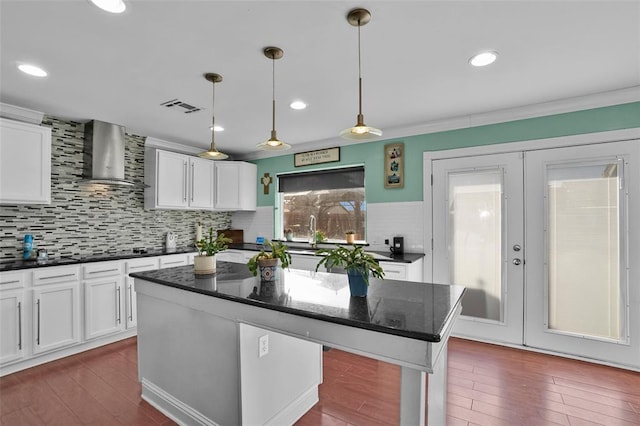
left=431, top=140, right=639, bottom=368
left=432, top=152, right=525, bottom=345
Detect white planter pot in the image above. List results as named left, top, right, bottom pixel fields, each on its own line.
left=194, top=254, right=216, bottom=275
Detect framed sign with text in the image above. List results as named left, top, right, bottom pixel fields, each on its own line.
left=294, top=147, right=340, bottom=167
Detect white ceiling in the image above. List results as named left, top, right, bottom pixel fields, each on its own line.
left=1, top=0, right=639, bottom=160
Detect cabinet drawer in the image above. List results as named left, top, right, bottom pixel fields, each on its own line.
left=159, top=254, right=189, bottom=268
left=379, top=262, right=407, bottom=280
left=125, top=258, right=160, bottom=274
left=33, top=266, right=80, bottom=286
left=83, top=261, right=122, bottom=279
left=0, top=271, right=26, bottom=289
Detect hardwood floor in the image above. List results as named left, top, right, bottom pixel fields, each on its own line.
left=1, top=337, right=638, bottom=425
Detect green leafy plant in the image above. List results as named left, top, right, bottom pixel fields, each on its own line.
left=315, top=230, right=327, bottom=243
left=195, top=228, right=232, bottom=256
left=247, top=240, right=292, bottom=276
left=345, top=230, right=355, bottom=235
left=315, top=245, right=385, bottom=284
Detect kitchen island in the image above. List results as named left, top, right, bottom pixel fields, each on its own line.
left=132, top=262, right=465, bottom=425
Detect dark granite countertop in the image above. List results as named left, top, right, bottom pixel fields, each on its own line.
left=130, top=262, right=464, bottom=343
left=0, top=247, right=197, bottom=272
left=1, top=243, right=424, bottom=272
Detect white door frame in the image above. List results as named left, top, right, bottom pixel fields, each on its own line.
left=423, top=127, right=640, bottom=370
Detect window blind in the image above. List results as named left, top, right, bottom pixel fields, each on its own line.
left=278, top=166, right=364, bottom=192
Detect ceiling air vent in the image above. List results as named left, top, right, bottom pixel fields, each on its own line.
left=160, top=98, right=203, bottom=114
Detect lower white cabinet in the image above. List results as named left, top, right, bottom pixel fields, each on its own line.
left=32, top=279, right=81, bottom=355
left=83, top=261, right=124, bottom=340
left=379, top=258, right=424, bottom=282
left=0, top=290, right=25, bottom=365
left=159, top=253, right=190, bottom=268
left=125, top=258, right=160, bottom=329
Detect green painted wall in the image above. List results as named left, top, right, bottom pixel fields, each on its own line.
left=254, top=102, right=640, bottom=206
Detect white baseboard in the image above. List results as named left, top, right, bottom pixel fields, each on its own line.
left=264, top=386, right=318, bottom=426
left=141, top=378, right=219, bottom=426
left=142, top=377, right=318, bottom=426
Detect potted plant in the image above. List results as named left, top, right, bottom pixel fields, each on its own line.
left=194, top=228, right=232, bottom=275
left=315, top=245, right=385, bottom=297
left=345, top=230, right=356, bottom=244
left=247, top=239, right=292, bottom=281
left=315, top=230, right=327, bottom=243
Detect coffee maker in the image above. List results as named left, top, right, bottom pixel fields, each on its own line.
left=391, top=236, right=404, bottom=254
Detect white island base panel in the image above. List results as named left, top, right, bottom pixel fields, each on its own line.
left=135, top=279, right=459, bottom=425
left=136, top=288, right=322, bottom=426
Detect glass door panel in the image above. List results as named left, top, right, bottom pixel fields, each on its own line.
left=448, top=170, right=503, bottom=322
left=547, top=162, right=621, bottom=340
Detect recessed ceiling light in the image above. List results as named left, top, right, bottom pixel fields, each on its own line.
left=469, top=51, right=498, bottom=67
left=89, top=0, right=126, bottom=13
left=17, top=64, right=48, bottom=77
left=290, top=101, right=307, bottom=110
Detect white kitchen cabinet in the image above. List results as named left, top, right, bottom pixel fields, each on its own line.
left=83, top=261, right=124, bottom=340
left=159, top=253, right=190, bottom=269
left=145, top=149, right=214, bottom=210
left=290, top=254, right=323, bottom=272
left=32, top=266, right=81, bottom=355
left=0, top=118, right=51, bottom=205
left=214, top=161, right=257, bottom=211
left=217, top=249, right=255, bottom=264
left=0, top=289, right=25, bottom=365
left=379, top=258, right=424, bottom=282
left=124, top=258, right=160, bottom=329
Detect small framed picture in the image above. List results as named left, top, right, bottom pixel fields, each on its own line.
left=384, top=142, right=404, bottom=189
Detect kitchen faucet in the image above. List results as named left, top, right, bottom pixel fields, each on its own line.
left=309, top=214, right=317, bottom=248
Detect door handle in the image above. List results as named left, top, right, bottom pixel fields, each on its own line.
left=17, top=301, right=22, bottom=350
left=513, top=258, right=522, bottom=266
left=36, top=299, right=41, bottom=345
left=128, top=284, right=133, bottom=321
left=116, top=287, right=121, bottom=325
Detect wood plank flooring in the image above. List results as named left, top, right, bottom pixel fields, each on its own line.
left=1, top=337, right=638, bottom=425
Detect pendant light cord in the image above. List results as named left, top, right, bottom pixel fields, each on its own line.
left=271, top=55, right=276, bottom=134
left=211, top=80, right=216, bottom=148
left=358, top=18, right=362, bottom=118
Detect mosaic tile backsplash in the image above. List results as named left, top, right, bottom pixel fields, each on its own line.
left=0, top=117, right=231, bottom=261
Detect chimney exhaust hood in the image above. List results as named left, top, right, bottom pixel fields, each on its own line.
left=83, top=120, right=134, bottom=186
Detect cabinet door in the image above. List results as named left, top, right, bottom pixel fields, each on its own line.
left=156, top=150, right=188, bottom=208
left=84, top=277, right=124, bottom=340
left=189, top=157, right=214, bottom=209
left=0, top=290, right=25, bottom=365
left=0, top=118, right=51, bottom=204
left=214, top=162, right=241, bottom=209
left=32, top=283, right=80, bottom=354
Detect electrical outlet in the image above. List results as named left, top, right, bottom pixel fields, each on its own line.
left=384, top=238, right=389, bottom=245
left=258, top=334, right=269, bottom=358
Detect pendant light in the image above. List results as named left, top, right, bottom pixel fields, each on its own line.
left=340, top=8, right=382, bottom=140
left=257, top=46, right=291, bottom=151
left=198, top=73, right=229, bottom=160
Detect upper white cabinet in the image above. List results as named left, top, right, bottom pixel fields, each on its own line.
left=214, top=161, right=257, bottom=211
left=145, top=149, right=214, bottom=210
left=0, top=118, right=51, bottom=205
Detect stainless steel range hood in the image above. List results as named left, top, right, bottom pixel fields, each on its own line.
left=83, top=120, right=134, bottom=186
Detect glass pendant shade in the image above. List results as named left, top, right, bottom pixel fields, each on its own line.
left=340, top=114, right=383, bottom=140
left=340, top=8, right=382, bottom=141
left=258, top=47, right=291, bottom=151
left=198, top=73, right=228, bottom=160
